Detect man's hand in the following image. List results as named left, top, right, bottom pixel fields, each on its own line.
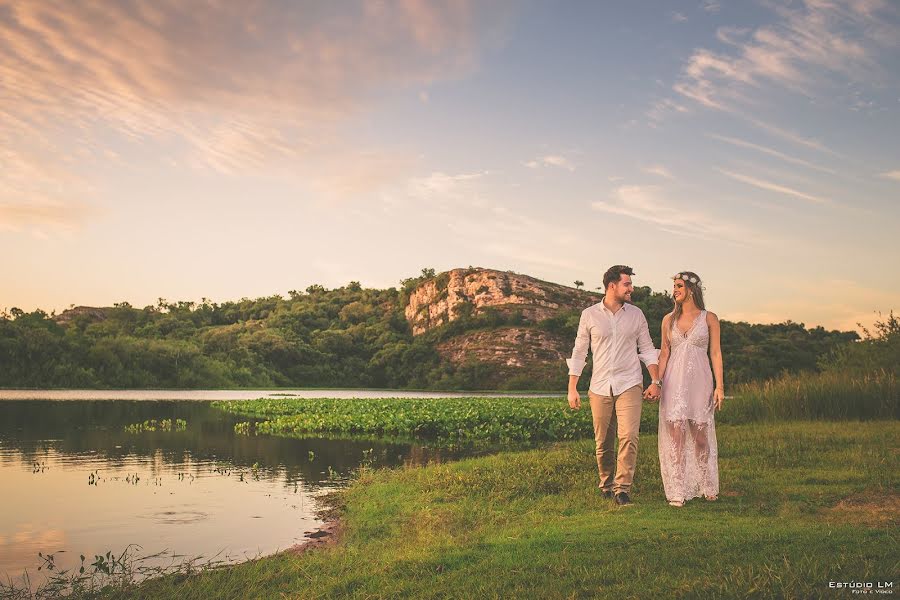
left=643, top=383, right=661, bottom=402
left=567, top=389, right=582, bottom=410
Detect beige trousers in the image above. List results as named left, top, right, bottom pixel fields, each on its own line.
left=588, top=384, right=643, bottom=494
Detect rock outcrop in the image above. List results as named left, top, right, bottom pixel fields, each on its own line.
left=405, top=267, right=599, bottom=336
left=53, top=306, right=110, bottom=326
left=436, top=327, right=569, bottom=368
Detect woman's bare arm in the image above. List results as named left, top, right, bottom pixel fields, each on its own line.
left=658, top=313, right=672, bottom=382
left=707, top=311, right=724, bottom=410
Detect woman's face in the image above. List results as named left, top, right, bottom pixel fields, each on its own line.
left=673, top=278, right=688, bottom=304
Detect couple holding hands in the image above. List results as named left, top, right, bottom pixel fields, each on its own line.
left=566, top=265, right=724, bottom=508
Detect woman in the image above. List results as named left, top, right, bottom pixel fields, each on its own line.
left=656, top=271, right=724, bottom=507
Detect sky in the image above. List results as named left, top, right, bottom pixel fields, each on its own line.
left=2, top=0, right=899, bottom=332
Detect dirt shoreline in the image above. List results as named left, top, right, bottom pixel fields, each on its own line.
left=288, top=518, right=342, bottom=555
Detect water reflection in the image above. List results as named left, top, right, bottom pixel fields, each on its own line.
left=0, top=400, right=441, bottom=585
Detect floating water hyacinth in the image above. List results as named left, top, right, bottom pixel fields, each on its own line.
left=124, top=419, right=187, bottom=433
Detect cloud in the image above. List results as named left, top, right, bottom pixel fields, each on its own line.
left=701, top=1, right=721, bottom=13
left=592, top=185, right=755, bottom=243
left=0, top=200, right=97, bottom=232
left=740, top=115, right=843, bottom=157
left=674, top=1, right=898, bottom=111
left=671, top=12, right=688, bottom=23
left=407, top=170, right=489, bottom=201
left=717, top=168, right=828, bottom=204
left=0, top=146, right=98, bottom=234
left=311, top=151, right=420, bottom=201
left=646, top=97, right=689, bottom=123
left=706, top=133, right=836, bottom=174
left=643, top=165, right=674, bottom=179
left=880, top=170, right=900, bottom=181
left=525, top=155, right=576, bottom=171
left=0, top=1, right=508, bottom=205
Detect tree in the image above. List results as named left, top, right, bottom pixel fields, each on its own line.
left=574, top=280, right=584, bottom=290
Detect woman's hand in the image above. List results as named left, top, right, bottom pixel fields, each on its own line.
left=714, top=388, right=724, bottom=411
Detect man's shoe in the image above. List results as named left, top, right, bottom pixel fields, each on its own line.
left=600, top=489, right=614, bottom=499
left=614, top=492, right=632, bottom=506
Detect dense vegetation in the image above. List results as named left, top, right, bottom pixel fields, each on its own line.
left=0, top=269, right=869, bottom=390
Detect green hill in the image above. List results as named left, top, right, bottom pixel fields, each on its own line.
left=0, top=267, right=863, bottom=390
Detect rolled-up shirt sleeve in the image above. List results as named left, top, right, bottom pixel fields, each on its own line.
left=566, top=310, right=590, bottom=376
left=636, top=312, right=659, bottom=366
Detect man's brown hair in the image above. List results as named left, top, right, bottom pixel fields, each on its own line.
left=603, top=265, right=634, bottom=290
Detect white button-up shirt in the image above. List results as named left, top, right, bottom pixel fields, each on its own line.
left=566, top=301, right=659, bottom=396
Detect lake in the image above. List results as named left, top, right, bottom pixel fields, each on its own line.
left=0, top=391, right=497, bottom=587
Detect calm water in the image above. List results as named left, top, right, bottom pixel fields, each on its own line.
left=0, top=398, right=447, bottom=585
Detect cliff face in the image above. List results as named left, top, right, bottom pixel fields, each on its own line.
left=436, top=327, right=568, bottom=367
left=405, top=267, right=600, bottom=386
left=405, top=267, right=599, bottom=336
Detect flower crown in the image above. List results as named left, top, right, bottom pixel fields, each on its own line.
left=673, top=273, right=700, bottom=285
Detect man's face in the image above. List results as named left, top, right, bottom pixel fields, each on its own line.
left=609, top=274, right=634, bottom=302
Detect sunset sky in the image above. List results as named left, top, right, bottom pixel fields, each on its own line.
left=2, top=0, right=899, bottom=331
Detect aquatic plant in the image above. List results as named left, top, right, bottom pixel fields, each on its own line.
left=124, top=419, right=187, bottom=433
left=0, top=545, right=232, bottom=600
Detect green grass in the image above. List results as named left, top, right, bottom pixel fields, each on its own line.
left=87, top=421, right=897, bottom=599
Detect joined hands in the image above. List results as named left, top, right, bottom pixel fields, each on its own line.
left=643, top=383, right=661, bottom=402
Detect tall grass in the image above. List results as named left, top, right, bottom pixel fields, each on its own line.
left=724, top=369, right=898, bottom=423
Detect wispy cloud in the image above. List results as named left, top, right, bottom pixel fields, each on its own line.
left=671, top=12, right=688, bottom=23
left=592, top=185, right=755, bottom=243
left=740, top=115, right=844, bottom=157
left=706, top=133, right=836, bottom=174
left=526, top=155, right=577, bottom=172
left=0, top=1, right=507, bottom=205
left=880, top=170, right=900, bottom=181
left=717, top=168, right=828, bottom=204
left=646, top=97, right=689, bottom=123
left=0, top=201, right=97, bottom=233
left=408, top=171, right=489, bottom=201
left=0, top=146, right=98, bottom=235
left=668, top=0, right=899, bottom=148
left=674, top=1, right=897, bottom=108
left=643, top=165, right=674, bottom=179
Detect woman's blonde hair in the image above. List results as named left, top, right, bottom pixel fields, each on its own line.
left=671, top=271, right=705, bottom=322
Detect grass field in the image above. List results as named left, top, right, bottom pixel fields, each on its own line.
left=77, top=420, right=898, bottom=599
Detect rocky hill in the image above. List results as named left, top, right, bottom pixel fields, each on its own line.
left=405, top=267, right=599, bottom=335
left=405, top=267, right=601, bottom=386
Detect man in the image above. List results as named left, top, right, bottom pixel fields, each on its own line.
left=566, top=265, right=660, bottom=506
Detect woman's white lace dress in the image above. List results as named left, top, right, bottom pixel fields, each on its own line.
left=658, top=310, right=719, bottom=502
